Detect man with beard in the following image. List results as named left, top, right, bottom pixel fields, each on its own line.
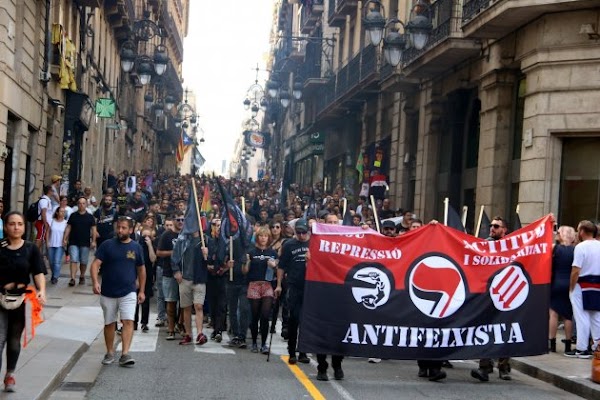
left=91, top=216, right=146, bottom=367
left=94, top=194, right=118, bottom=249
left=471, top=216, right=512, bottom=381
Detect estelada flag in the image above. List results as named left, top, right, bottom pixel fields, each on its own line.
left=298, top=215, right=554, bottom=360
left=176, top=131, right=185, bottom=164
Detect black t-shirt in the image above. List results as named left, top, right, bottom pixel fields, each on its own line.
left=247, top=247, right=278, bottom=282
left=94, top=207, right=117, bottom=242
left=279, top=238, right=309, bottom=289
left=379, top=209, right=395, bottom=219
left=157, top=230, right=178, bottom=277
left=0, top=240, right=46, bottom=287
left=67, top=212, right=96, bottom=247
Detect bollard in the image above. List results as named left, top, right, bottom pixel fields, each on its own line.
left=593, top=346, right=600, bottom=384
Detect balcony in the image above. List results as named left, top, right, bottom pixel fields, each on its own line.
left=161, top=2, right=184, bottom=63
left=301, top=41, right=329, bottom=93
left=328, top=0, right=359, bottom=28
left=106, top=0, right=136, bottom=40
left=462, top=0, right=600, bottom=38
left=379, top=63, right=419, bottom=92
left=300, top=1, right=324, bottom=34
left=402, top=0, right=480, bottom=78
left=316, top=45, right=380, bottom=119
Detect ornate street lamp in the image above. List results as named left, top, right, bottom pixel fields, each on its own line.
left=363, top=1, right=386, bottom=47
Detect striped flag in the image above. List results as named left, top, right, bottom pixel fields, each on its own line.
left=201, top=184, right=212, bottom=214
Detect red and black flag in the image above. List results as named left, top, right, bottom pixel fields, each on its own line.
left=215, top=179, right=251, bottom=258
left=477, top=209, right=492, bottom=239
left=298, top=216, right=554, bottom=360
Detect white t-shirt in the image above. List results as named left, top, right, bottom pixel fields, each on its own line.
left=572, top=239, right=600, bottom=277
left=38, top=195, right=53, bottom=223
left=47, top=219, right=67, bottom=248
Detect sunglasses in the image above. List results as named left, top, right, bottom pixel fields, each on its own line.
left=295, top=231, right=308, bottom=235
left=489, top=224, right=502, bottom=229
left=175, top=218, right=185, bottom=222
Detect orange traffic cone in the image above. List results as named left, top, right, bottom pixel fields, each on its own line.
left=593, top=345, right=600, bottom=384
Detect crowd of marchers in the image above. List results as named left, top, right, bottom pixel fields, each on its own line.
left=0, top=171, right=598, bottom=392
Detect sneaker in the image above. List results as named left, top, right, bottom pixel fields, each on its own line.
left=236, top=339, right=247, bottom=349
left=429, top=369, right=447, bottom=382
left=418, top=368, right=428, bottom=378
left=251, top=343, right=259, bottom=353
left=179, top=335, right=192, bottom=345
left=298, top=353, right=310, bottom=364
left=498, top=370, right=512, bottom=380
left=118, top=354, right=135, bottom=367
left=333, top=368, right=344, bottom=380
left=3, top=374, right=15, bottom=392
left=368, top=358, right=381, bottom=363
left=471, top=368, right=489, bottom=382
left=227, top=337, right=240, bottom=347
left=68, top=278, right=76, bottom=287
left=51, top=277, right=58, bottom=284
left=141, top=324, right=149, bottom=333
left=288, top=355, right=297, bottom=365
left=260, top=344, right=269, bottom=354
left=214, top=333, right=222, bottom=343
left=155, top=319, right=165, bottom=327
left=101, top=353, right=115, bottom=365
left=316, top=371, right=329, bottom=381
left=196, top=333, right=208, bottom=345
left=565, top=349, right=592, bottom=358
left=166, top=332, right=175, bottom=340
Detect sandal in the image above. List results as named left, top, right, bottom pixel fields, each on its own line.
left=68, top=279, right=76, bottom=287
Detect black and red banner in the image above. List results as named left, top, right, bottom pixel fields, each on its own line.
left=298, top=216, right=554, bottom=360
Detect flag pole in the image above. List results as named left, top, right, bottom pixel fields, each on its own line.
left=191, top=178, right=205, bottom=248
left=443, top=197, right=449, bottom=226
left=342, top=197, right=347, bottom=218
left=516, top=204, right=520, bottom=215
left=229, top=237, right=234, bottom=282
left=370, top=195, right=381, bottom=234
left=475, top=205, right=485, bottom=238
left=461, top=206, right=468, bottom=231
left=241, top=196, right=246, bottom=215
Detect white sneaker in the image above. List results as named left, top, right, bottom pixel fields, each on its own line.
left=368, top=358, right=382, bottom=363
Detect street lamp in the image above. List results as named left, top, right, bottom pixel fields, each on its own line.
left=243, top=64, right=269, bottom=116
left=362, top=0, right=432, bottom=67
left=119, top=10, right=169, bottom=85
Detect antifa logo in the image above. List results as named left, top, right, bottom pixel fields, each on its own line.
left=346, top=263, right=393, bottom=310
left=408, top=254, right=466, bottom=319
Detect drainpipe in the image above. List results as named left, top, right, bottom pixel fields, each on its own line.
left=41, top=0, right=52, bottom=86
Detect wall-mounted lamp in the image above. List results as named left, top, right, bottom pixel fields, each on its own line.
left=48, top=97, right=65, bottom=110
left=580, top=23, right=600, bottom=40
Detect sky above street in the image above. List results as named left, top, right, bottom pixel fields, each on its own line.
left=182, top=1, right=274, bottom=174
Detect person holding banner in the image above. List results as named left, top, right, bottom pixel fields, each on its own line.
left=471, top=216, right=512, bottom=382
left=275, top=219, right=310, bottom=366
left=566, top=220, right=600, bottom=359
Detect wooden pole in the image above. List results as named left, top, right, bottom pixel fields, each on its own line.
left=229, top=236, right=234, bottom=281
left=342, top=197, right=347, bottom=217
left=241, top=196, right=246, bottom=215
left=191, top=178, right=205, bottom=248
left=370, top=195, right=381, bottom=234
left=443, top=197, right=449, bottom=226
left=475, top=205, right=485, bottom=238
left=461, top=206, right=468, bottom=231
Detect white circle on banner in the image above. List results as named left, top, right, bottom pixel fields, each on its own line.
left=489, top=264, right=529, bottom=311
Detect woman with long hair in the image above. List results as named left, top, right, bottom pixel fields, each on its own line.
left=46, top=207, right=68, bottom=284
left=243, top=226, right=278, bottom=354
left=0, top=211, right=46, bottom=392
left=549, top=225, right=576, bottom=353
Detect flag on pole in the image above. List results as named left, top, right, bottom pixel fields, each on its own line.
left=193, top=147, right=205, bottom=171
left=182, top=183, right=200, bottom=235
left=176, top=131, right=185, bottom=164
left=356, top=152, right=364, bottom=181
left=477, top=209, right=492, bottom=239
left=446, top=203, right=466, bottom=232
left=201, top=184, right=212, bottom=214
left=215, top=180, right=252, bottom=263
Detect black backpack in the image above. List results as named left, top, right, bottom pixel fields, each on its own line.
left=26, top=197, right=42, bottom=222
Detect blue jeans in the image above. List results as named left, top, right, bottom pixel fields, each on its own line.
left=155, top=266, right=166, bottom=321
left=226, top=284, right=250, bottom=340
left=47, top=246, right=65, bottom=280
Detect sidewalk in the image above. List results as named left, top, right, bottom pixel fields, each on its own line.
left=0, top=262, right=103, bottom=400
left=511, top=333, right=599, bottom=400
left=2, top=259, right=599, bottom=399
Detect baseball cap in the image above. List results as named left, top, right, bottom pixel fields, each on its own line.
left=382, top=220, right=396, bottom=229
left=295, top=219, right=308, bottom=233
left=51, top=175, right=62, bottom=183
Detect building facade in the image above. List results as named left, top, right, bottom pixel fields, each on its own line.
left=0, top=0, right=189, bottom=214
left=267, top=0, right=600, bottom=230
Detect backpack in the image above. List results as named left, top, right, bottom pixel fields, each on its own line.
left=26, top=198, right=42, bottom=222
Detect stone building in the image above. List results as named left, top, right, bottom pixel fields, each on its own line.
left=0, top=0, right=188, bottom=214
left=267, top=0, right=600, bottom=229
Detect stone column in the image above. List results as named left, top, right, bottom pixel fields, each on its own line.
left=476, top=69, right=517, bottom=219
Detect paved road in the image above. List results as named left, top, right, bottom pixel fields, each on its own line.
left=48, top=315, right=583, bottom=400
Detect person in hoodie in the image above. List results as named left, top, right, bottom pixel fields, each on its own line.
left=172, top=230, right=215, bottom=346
